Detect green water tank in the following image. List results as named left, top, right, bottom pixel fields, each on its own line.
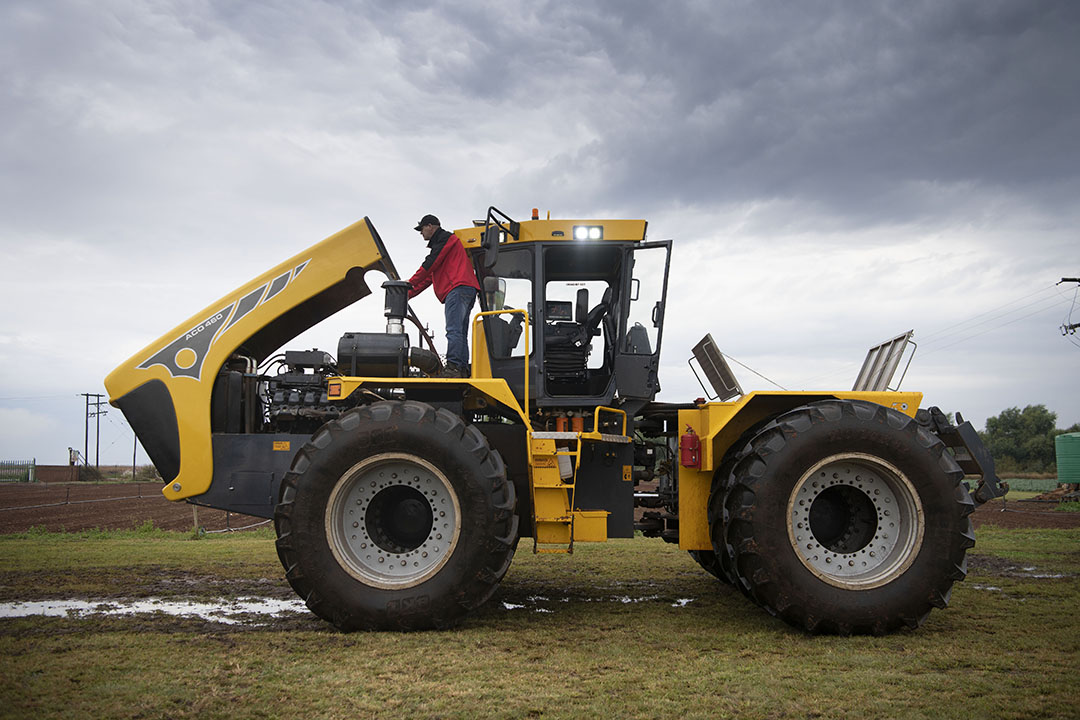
left=1056, top=432, right=1080, bottom=484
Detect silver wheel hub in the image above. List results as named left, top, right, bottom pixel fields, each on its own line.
left=787, top=453, right=923, bottom=589
left=326, top=453, right=461, bottom=589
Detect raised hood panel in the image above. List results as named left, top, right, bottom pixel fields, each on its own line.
left=105, top=217, right=398, bottom=500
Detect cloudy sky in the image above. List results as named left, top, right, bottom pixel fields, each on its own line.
left=2, top=0, right=1078, bottom=466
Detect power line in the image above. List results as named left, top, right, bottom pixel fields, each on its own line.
left=0, top=394, right=79, bottom=402
left=789, top=283, right=1074, bottom=388
left=915, top=283, right=1065, bottom=344
left=919, top=299, right=1067, bottom=357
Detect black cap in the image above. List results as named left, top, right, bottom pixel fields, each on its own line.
left=414, top=214, right=440, bottom=231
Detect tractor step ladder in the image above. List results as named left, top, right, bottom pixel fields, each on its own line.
left=528, top=429, right=629, bottom=554
left=528, top=432, right=580, bottom=554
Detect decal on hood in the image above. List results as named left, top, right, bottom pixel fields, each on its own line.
left=138, top=259, right=309, bottom=380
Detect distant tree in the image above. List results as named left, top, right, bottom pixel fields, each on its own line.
left=980, top=404, right=1060, bottom=473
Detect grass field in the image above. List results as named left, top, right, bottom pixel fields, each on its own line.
left=1, top=526, right=1077, bottom=720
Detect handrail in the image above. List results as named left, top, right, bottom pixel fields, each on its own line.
left=591, top=406, right=627, bottom=436
left=471, top=309, right=531, bottom=431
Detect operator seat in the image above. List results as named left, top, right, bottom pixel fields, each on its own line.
left=543, top=287, right=612, bottom=384
left=582, top=287, right=612, bottom=340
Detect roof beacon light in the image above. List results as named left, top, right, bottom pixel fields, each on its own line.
left=532, top=208, right=540, bottom=220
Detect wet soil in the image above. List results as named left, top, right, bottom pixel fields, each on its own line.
left=970, top=499, right=1080, bottom=530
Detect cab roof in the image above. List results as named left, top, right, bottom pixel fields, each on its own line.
left=454, top=218, right=648, bottom=248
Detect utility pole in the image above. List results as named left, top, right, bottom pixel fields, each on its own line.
left=1061, top=278, right=1080, bottom=336
left=83, top=395, right=89, bottom=466
left=81, top=393, right=107, bottom=468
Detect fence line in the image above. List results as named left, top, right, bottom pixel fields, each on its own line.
left=204, top=519, right=272, bottom=533
left=0, top=482, right=146, bottom=511
left=0, top=460, right=36, bottom=483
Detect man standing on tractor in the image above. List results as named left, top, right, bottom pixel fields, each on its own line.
left=407, top=214, right=482, bottom=378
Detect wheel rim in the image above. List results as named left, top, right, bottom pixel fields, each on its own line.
left=325, top=452, right=461, bottom=589
left=787, top=453, right=924, bottom=589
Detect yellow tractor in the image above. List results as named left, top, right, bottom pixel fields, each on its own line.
left=105, top=208, right=1006, bottom=634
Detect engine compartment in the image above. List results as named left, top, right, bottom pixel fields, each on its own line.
left=211, top=334, right=441, bottom=436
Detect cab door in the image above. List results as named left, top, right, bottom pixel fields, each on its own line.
left=615, top=240, right=672, bottom=401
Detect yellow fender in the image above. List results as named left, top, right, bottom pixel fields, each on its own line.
left=676, top=391, right=922, bottom=550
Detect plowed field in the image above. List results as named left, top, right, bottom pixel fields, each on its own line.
left=0, top=483, right=264, bottom=533
left=0, top=482, right=1075, bottom=533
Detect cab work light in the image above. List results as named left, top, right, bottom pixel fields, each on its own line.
left=573, top=225, right=603, bottom=240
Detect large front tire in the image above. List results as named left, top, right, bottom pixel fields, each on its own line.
left=274, top=401, right=518, bottom=631
left=722, top=399, right=975, bottom=634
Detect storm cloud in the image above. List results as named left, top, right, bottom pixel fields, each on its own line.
left=1, top=0, right=1077, bottom=463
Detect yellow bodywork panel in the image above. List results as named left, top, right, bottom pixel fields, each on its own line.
left=677, top=390, right=923, bottom=550
left=104, top=219, right=397, bottom=501
left=329, top=376, right=530, bottom=428
left=572, top=510, right=610, bottom=542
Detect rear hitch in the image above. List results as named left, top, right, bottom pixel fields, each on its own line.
left=920, top=406, right=1009, bottom=505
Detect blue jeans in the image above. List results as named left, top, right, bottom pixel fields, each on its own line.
left=443, top=285, right=477, bottom=368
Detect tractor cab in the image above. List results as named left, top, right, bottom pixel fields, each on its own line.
left=458, top=208, right=672, bottom=414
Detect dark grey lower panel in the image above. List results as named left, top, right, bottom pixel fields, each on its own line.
left=192, top=433, right=311, bottom=518
left=575, top=442, right=635, bottom=538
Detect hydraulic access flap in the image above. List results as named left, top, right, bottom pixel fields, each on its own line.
left=105, top=218, right=399, bottom=501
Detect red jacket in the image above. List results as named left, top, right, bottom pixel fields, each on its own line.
left=408, top=229, right=481, bottom=302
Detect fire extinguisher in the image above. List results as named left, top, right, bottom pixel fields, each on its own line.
left=680, top=426, right=701, bottom=469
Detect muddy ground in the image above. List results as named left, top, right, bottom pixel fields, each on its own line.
left=0, top=481, right=1076, bottom=534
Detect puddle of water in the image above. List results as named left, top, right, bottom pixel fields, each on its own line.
left=503, top=594, right=691, bottom=613
left=0, top=597, right=309, bottom=625
left=6, top=593, right=702, bottom=622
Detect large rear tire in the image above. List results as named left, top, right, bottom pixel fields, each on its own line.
left=722, top=399, right=974, bottom=634
left=274, top=400, right=518, bottom=631
left=687, top=549, right=727, bottom=582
